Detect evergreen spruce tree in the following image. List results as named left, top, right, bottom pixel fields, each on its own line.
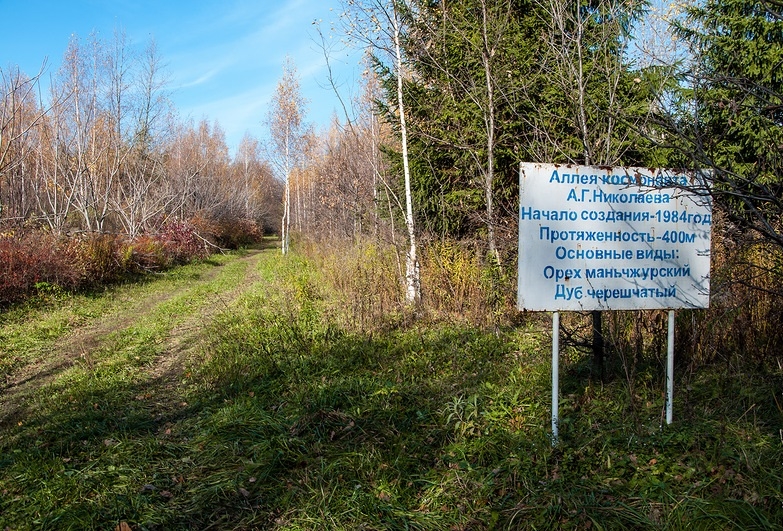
left=675, top=0, right=783, bottom=246
left=393, top=0, right=547, bottom=249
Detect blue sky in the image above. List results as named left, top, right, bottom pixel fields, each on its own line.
left=0, top=0, right=361, bottom=153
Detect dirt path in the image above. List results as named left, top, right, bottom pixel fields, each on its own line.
left=0, top=249, right=268, bottom=426
left=145, top=250, right=266, bottom=395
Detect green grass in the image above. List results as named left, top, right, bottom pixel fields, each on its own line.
left=1, top=249, right=781, bottom=530
left=0, top=253, right=239, bottom=375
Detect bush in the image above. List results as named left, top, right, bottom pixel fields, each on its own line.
left=157, top=220, right=208, bottom=265
left=190, top=214, right=263, bottom=249
left=0, top=232, right=81, bottom=305
left=74, top=233, right=123, bottom=283
left=0, top=226, right=215, bottom=307
left=127, top=235, right=168, bottom=272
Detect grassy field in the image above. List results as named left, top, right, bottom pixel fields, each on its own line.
left=1, top=247, right=781, bottom=530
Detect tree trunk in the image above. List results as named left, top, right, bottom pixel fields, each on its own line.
left=392, top=3, right=420, bottom=304
left=480, top=0, right=499, bottom=262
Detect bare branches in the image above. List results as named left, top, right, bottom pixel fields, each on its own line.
left=266, top=58, right=309, bottom=255
left=1, top=34, right=277, bottom=242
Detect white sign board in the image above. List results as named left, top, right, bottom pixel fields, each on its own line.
left=518, top=163, right=711, bottom=311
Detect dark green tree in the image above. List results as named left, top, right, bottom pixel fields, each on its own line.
left=398, top=0, right=544, bottom=255
left=673, top=0, right=783, bottom=247
left=373, top=0, right=658, bottom=372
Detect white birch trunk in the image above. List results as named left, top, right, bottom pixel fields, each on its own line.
left=282, top=126, right=291, bottom=255
left=392, top=3, right=420, bottom=304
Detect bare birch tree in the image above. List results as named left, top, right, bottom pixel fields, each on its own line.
left=535, top=0, right=652, bottom=374
left=266, top=57, right=308, bottom=255
left=0, top=65, right=47, bottom=224
left=51, top=34, right=120, bottom=233
left=341, top=0, right=420, bottom=302
left=113, top=39, right=172, bottom=237
left=234, top=132, right=279, bottom=230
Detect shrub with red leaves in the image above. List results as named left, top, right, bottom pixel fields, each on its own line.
left=158, top=220, right=208, bottom=264
left=0, top=226, right=216, bottom=307
left=0, top=232, right=81, bottom=305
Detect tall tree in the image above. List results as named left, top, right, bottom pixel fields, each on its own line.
left=236, top=133, right=262, bottom=220
left=35, top=86, right=76, bottom=234
left=342, top=0, right=421, bottom=303
left=672, top=0, right=783, bottom=248
left=391, top=0, right=421, bottom=302
left=0, top=65, right=46, bottom=224
left=112, top=35, right=173, bottom=238
left=267, top=57, right=308, bottom=255
left=403, top=0, right=533, bottom=258
left=50, top=33, right=124, bottom=233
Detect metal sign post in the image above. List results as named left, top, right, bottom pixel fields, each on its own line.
left=552, top=311, right=560, bottom=445
left=666, top=310, right=675, bottom=424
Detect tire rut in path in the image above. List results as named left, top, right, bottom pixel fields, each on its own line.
left=0, top=249, right=266, bottom=426
left=145, top=249, right=266, bottom=401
